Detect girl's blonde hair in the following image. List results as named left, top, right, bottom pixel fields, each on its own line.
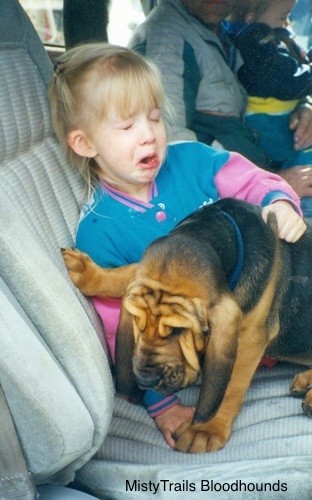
left=230, top=0, right=279, bottom=23
left=49, top=43, right=172, bottom=189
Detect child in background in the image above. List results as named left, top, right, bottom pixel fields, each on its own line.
left=225, top=0, right=312, bottom=218
left=49, top=43, right=306, bottom=448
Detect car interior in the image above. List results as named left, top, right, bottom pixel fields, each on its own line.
left=1, top=1, right=312, bottom=499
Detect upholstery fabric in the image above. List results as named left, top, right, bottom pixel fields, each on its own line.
left=0, top=0, right=113, bottom=485
left=77, top=362, right=312, bottom=499
left=1, top=1, right=312, bottom=498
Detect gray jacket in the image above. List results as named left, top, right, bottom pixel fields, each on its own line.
left=129, top=0, right=247, bottom=142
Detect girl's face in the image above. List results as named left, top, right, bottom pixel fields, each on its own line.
left=84, top=106, right=167, bottom=199
left=257, top=0, right=296, bottom=28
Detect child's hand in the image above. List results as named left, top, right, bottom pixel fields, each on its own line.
left=262, top=201, right=306, bottom=243
left=278, top=165, right=312, bottom=198
left=154, top=404, right=195, bottom=448
left=289, top=103, right=312, bottom=151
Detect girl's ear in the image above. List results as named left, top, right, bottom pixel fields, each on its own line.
left=67, top=130, right=97, bottom=158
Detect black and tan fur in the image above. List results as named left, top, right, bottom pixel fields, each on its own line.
left=63, top=198, right=312, bottom=453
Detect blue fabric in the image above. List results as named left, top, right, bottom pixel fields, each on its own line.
left=143, top=390, right=180, bottom=417
left=246, top=113, right=312, bottom=166
left=301, top=197, right=312, bottom=218
left=76, top=143, right=228, bottom=267
left=143, top=389, right=170, bottom=407
left=245, top=113, right=312, bottom=219
left=262, top=190, right=296, bottom=207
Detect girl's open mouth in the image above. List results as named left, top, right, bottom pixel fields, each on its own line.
left=139, top=154, right=160, bottom=169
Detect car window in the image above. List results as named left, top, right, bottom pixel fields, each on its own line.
left=19, top=0, right=148, bottom=48
left=108, top=0, right=145, bottom=46
left=19, top=0, right=64, bottom=45
left=290, top=0, right=312, bottom=49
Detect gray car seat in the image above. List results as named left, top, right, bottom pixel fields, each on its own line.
left=0, top=0, right=113, bottom=492
left=1, top=2, right=312, bottom=500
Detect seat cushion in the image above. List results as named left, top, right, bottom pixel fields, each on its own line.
left=0, top=37, right=114, bottom=483
left=76, top=362, right=312, bottom=499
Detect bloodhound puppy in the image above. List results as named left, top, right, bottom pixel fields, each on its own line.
left=62, top=198, right=312, bottom=453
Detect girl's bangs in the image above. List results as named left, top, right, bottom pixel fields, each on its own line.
left=93, top=60, right=164, bottom=120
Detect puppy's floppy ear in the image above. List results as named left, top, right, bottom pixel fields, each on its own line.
left=177, top=297, right=208, bottom=371
left=179, top=330, right=201, bottom=372
left=194, top=294, right=243, bottom=423
left=115, top=304, right=144, bottom=405
left=123, top=294, right=147, bottom=341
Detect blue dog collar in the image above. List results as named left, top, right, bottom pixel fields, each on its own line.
left=221, top=211, right=244, bottom=291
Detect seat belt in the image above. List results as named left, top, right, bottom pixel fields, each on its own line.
left=0, top=383, right=37, bottom=499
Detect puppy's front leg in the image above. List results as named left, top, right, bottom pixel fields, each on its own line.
left=174, top=323, right=270, bottom=453
left=62, top=248, right=137, bottom=297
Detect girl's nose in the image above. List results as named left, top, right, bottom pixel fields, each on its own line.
left=139, top=118, right=156, bottom=145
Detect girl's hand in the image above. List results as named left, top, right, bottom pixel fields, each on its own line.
left=262, top=201, right=306, bottom=243
left=154, top=404, right=195, bottom=448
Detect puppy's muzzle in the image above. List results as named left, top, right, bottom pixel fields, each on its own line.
left=133, top=356, right=185, bottom=394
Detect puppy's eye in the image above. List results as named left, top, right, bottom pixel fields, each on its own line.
left=170, top=327, right=184, bottom=336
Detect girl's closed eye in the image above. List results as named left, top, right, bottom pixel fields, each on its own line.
left=115, top=119, right=134, bottom=131
left=149, top=108, right=161, bottom=123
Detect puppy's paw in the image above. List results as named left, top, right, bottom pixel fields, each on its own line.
left=302, top=390, right=312, bottom=418
left=290, top=370, right=312, bottom=418
left=61, top=248, right=99, bottom=295
left=174, top=419, right=231, bottom=453
left=290, top=369, right=312, bottom=398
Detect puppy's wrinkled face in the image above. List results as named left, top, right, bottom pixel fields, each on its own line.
left=123, top=281, right=209, bottom=395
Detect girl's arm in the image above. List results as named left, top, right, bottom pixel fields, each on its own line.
left=215, top=152, right=301, bottom=209
left=215, top=152, right=306, bottom=242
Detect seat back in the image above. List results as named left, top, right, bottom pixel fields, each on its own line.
left=0, top=0, right=114, bottom=485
